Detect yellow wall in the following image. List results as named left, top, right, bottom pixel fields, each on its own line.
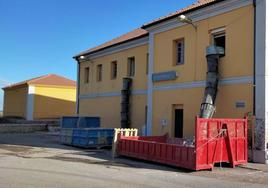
left=153, top=84, right=253, bottom=138
left=152, top=5, right=254, bottom=137
left=79, top=44, right=148, bottom=95
left=154, top=5, right=253, bottom=85
left=79, top=95, right=147, bottom=132
left=79, top=44, right=148, bottom=131
left=33, top=85, right=76, bottom=119
left=78, top=5, right=254, bottom=137
left=3, top=86, right=28, bottom=118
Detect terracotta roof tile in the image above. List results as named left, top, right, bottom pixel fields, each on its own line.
left=3, top=74, right=76, bottom=90
left=74, top=28, right=148, bottom=58
left=142, top=0, right=217, bottom=28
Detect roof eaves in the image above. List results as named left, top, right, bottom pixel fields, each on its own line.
left=142, top=0, right=223, bottom=29
left=73, top=32, right=149, bottom=59
left=2, top=82, right=28, bottom=90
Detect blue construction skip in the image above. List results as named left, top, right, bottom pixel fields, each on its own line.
left=60, top=128, right=73, bottom=145
left=61, top=116, right=100, bottom=128
left=60, top=116, right=114, bottom=148
left=72, top=128, right=114, bottom=148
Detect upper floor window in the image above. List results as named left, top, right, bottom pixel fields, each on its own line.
left=175, top=39, right=185, bottom=65
left=84, top=67, right=90, bottom=83
left=127, top=57, right=135, bottom=77
left=111, top=61, right=117, bottom=80
left=211, top=28, right=226, bottom=55
left=97, top=64, right=102, bottom=81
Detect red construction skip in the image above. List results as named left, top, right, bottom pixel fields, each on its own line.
left=117, top=117, right=248, bottom=171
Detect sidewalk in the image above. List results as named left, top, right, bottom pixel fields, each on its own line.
left=240, top=163, right=268, bottom=172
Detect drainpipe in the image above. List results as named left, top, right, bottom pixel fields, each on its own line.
left=252, top=0, right=257, bottom=160
left=200, top=45, right=224, bottom=118
left=253, top=0, right=256, bottom=116
left=74, top=58, right=81, bottom=115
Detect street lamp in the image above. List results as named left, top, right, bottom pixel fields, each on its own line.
left=177, top=15, right=197, bottom=29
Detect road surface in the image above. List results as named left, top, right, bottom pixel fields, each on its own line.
left=0, top=132, right=267, bottom=188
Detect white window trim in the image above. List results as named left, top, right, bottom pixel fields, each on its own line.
left=176, top=39, right=185, bottom=65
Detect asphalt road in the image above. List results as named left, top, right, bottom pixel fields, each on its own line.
left=0, top=132, right=267, bottom=188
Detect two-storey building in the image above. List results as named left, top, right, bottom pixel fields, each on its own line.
left=74, top=0, right=268, bottom=164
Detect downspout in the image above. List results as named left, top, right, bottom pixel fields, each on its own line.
left=200, top=45, right=224, bottom=118
left=75, top=58, right=80, bottom=115
left=253, top=0, right=256, bottom=116
left=252, top=0, right=257, bottom=160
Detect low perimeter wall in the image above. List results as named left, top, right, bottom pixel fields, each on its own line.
left=0, top=124, right=47, bottom=133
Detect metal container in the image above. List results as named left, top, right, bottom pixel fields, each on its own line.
left=71, top=128, right=114, bottom=148
left=61, top=116, right=101, bottom=129
left=61, top=117, right=79, bottom=128
left=60, top=128, right=73, bottom=137
left=117, top=117, right=247, bottom=171
left=78, top=117, right=100, bottom=128
left=60, top=128, right=73, bottom=145
left=60, top=135, right=72, bottom=145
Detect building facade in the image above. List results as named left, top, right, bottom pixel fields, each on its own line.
left=3, top=74, right=76, bottom=120
left=74, top=0, right=268, bottom=163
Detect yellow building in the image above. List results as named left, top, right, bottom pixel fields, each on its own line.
left=2, top=74, right=76, bottom=120
left=74, top=0, right=268, bottom=163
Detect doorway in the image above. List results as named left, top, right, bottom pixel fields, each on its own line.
left=174, top=109, right=183, bottom=138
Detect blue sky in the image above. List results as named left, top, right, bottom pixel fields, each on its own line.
left=0, top=0, right=195, bottom=110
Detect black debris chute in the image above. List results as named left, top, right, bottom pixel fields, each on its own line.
left=200, top=45, right=224, bottom=118
left=121, top=78, right=132, bottom=128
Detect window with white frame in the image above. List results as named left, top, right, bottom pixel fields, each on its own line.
left=84, top=67, right=90, bottom=83
left=97, top=64, right=102, bottom=81
left=111, top=61, right=117, bottom=79
left=211, top=28, right=226, bottom=55
left=127, top=57, right=135, bottom=77
left=175, top=39, right=185, bottom=65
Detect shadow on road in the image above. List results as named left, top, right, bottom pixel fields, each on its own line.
left=0, top=132, right=194, bottom=173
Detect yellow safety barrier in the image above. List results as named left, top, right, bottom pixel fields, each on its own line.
left=112, top=128, right=138, bottom=158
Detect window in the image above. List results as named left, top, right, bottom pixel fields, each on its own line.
left=84, top=67, right=90, bottom=83
left=213, top=32, right=225, bottom=49
left=146, top=53, right=149, bottom=75
left=97, top=64, right=102, bottom=81
left=127, top=57, right=135, bottom=77
left=211, top=28, right=226, bottom=55
left=175, top=39, right=185, bottom=65
left=111, top=61, right=117, bottom=79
